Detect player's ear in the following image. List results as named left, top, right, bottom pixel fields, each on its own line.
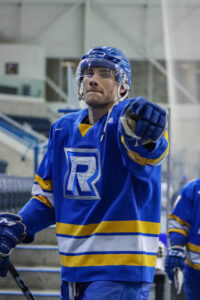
left=120, top=85, right=126, bottom=95
left=78, top=82, right=84, bottom=100
left=119, top=85, right=128, bottom=100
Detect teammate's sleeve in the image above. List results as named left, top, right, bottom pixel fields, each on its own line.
left=168, top=181, right=194, bottom=247
left=18, top=125, right=56, bottom=242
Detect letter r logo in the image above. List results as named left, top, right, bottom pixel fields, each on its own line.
left=64, top=148, right=101, bottom=200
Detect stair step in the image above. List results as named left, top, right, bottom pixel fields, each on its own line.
left=16, top=245, right=58, bottom=250
left=15, top=266, right=60, bottom=272
left=0, top=267, right=61, bottom=290
left=32, top=225, right=57, bottom=245
left=0, top=289, right=60, bottom=299
left=10, top=245, right=60, bottom=267
left=1, top=225, right=62, bottom=295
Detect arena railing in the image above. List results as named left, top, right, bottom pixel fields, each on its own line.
left=0, top=112, right=48, bottom=173
left=0, top=75, right=44, bottom=98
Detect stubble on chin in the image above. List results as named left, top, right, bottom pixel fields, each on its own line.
left=85, top=99, right=106, bottom=109
left=84, top=94, right=104, bottom=107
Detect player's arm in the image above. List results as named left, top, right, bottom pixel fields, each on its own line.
left=168, top=181, right=194, bottom=247
left=18, top=171, right=55, bottom=243
left=0, top=125, right=55, bottom=277
left=118, top=97, right=169, bottom=167
left=165, top=181, right=194, bottom=281
left=18, top=124, right=56, bottom=242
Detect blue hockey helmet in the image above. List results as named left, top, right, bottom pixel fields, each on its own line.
left=76, top=46, right=131, bottom=93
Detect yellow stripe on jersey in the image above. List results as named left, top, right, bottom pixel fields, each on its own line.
left=121, top=131, right=169, bottom=166
left=169, top=213, right=190, bottom=228
left=33, top=195, right=54, bottom=209
left=34, top=174, right=53, bottom=191
left=186, top=258, right=200, bottom=270
left=187, top=242, right=200, bottom=253
left=168, top=228, right=188, bottom=237
left=60, top=253, right=157, bottom=268
left=79, top=123, right=92, bottom=137
left=56, top=220, right=160, bottom=236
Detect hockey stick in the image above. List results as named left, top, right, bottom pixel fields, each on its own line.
left=8, top=262, right=36, bottom=300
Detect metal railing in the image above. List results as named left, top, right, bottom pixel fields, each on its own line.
left=0, top=112, right=48, bottom=173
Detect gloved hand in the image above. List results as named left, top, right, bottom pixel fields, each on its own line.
left=120, top=97, right=167, bottom=146
left=165, top=248, right=185, bottom=282
left=0, top=213, right=26, bottom=277
left=0, top=257, right=9, bottom=277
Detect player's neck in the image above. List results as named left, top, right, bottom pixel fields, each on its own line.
left=88, top=103, right=116, bottom=124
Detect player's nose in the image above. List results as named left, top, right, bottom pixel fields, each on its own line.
left=89, top=77, right=98, bottom=86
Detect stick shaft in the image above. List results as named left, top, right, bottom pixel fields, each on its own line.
left=8, top=262, right=36, bottom=300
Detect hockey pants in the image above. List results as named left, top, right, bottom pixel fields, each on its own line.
left=61, top=280, right=151, bottom=300
left=184, top=271, right=200, bottom=300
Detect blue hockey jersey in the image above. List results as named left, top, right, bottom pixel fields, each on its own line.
left=19, top=98, right=169, bottom=283
left=168, top=178, right=200, bottom=277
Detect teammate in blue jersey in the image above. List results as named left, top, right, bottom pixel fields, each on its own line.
left=165, top=178, right=200, bottom=300
left=0, top=46, right=169, bottom=300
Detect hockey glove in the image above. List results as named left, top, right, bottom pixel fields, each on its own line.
left=165, top=248, right=185, bottom=282
left=120, top=97, right=167, bottom=147
left=0, top=257, right=9, bottom=277
left=0, top=213, right=26, bottom=277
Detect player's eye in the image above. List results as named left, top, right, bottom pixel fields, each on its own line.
left=99, top=70, right=112, bottom=79
left=84, top=69, right=94, bottom=77
left=100, top=73, right=110, bottom=78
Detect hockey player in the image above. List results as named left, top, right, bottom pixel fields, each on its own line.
left=0, top=46, right=169, bottom=300
left=165, top=178, right=200, bottom=300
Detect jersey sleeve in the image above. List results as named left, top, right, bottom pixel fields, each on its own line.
left=18, top=125, right=56, bottom=242
left=168, top=181, right=194, bottom=247
left=117, top=117, right=169, bottom=171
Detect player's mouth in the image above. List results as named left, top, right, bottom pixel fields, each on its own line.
left=87, top=89, right=102, bottom=94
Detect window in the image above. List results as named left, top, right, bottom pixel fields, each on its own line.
left=5, top=63, right=19, bottom=75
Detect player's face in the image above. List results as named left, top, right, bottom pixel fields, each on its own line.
left=82, top=67, right=120, bottom=108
